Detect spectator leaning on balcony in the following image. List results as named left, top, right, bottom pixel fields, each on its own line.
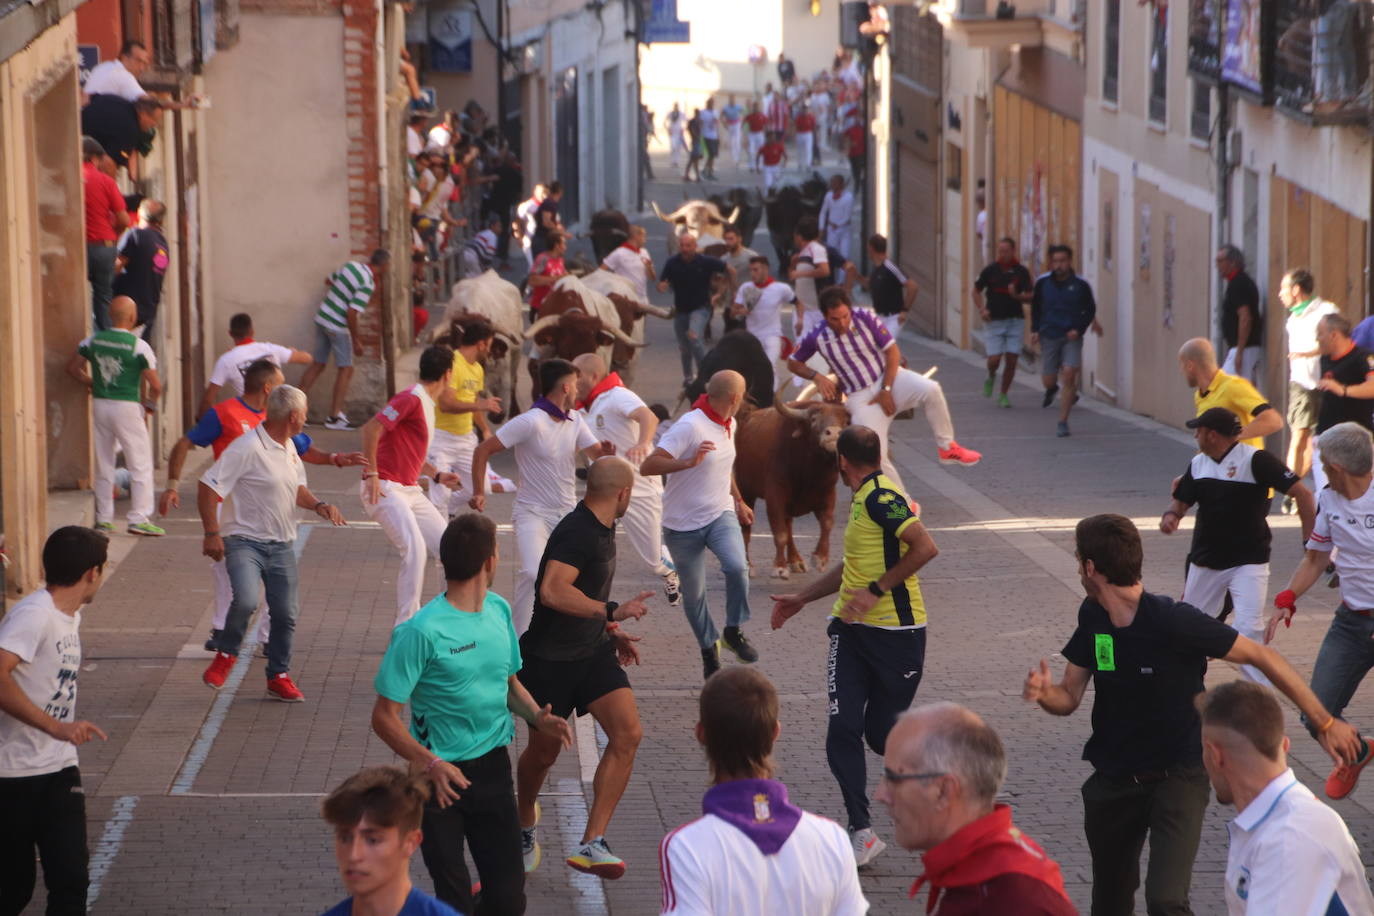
left=83, top=39, right=199, bottom=110
left=81, top=94, right=162, bottom=173
left=113, top=199, right=169, bottom=342
left=82, top=136, right=128, bottom=331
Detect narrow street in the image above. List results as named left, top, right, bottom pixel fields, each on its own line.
left=34, top=160, right=1374, bottom=913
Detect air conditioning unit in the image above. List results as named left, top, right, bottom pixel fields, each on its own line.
left=1227, top=129, right=1242, bottom=168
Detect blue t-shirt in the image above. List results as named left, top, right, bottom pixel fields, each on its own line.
left=374, top=592, right=521, bottom=763
left=320, top=887, right=463, bottom=916
left=659, top=254, right=728, bottom=311
left=185, top=402, right=312, bottom=456
left=1353, top=315, right=1374, bottom=353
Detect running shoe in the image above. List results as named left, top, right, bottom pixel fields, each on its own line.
left=522, top=801, right=542, bottom=873
left=128, top=521, right=166, bottom=537
left=937, top=442, right=982, bottom=467
left=93, top=521, right=116, bottom=533
left=997, top=393, right=1011, bottom=408
left=663, top=570, right=682, bottom=607
left=850, top=828, right=887, bottom=868
left=720, top=627, right=759, bottom=663
left=1326, top=737, right=1374, bottom=799
left=204, top=628, right=221, bottom=652
left=1042, top=383, right=1059, bottom=408
left=566, top=837, right=626, bottom=880
left=203, top=651, right=235, bottom=689
left=982, top=377, right=994, bottom=398
left=1056, top=421, right=1071, bottom=438
left=323, top=414, right=356, bottom=431
left=1282, top=495, right=1297, bottom=515
left=266, top=672, right=305, bottom=702
left=701, top=644, right=721, bottom=680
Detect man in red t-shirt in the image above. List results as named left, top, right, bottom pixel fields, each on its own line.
left=360, top=345, right=464, bottom=624
left=82, top=136, right=129, bottom=330
left=844, top=122, right=867, bottom=188
left=528, top=231, right=568, bottom=321
left=745, top=104, right=769, bottom=173
left=794, top=107, right=817, bottom=170
left=755, top=133, right=788, bottom=193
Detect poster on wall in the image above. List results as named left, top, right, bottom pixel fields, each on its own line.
left=429, top=7, right=473, bottom=73
left=1221, top=0, right=1264, bottom=95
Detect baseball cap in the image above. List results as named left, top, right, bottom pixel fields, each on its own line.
left=1185, top=407, right=1242, bottom=436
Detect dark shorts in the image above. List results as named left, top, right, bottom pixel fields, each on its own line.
left=705, top=138, right=720, bottom=157
left=518, top=640, right=630, bottom=719
left=1288, top=380, right=1321, bottom=430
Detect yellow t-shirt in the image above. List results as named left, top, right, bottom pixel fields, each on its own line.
left=435, top=352, right=484, bottom=436
left=832, top=472, right=926, bottom=629
left=1194, top=370, right=1270, bottom=449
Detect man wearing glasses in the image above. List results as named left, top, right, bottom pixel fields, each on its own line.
left=770, top=425, right=938, bottom=869
left=875, top=702, right=1075, bottom=915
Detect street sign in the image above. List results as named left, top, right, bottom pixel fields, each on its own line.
left=644, top=0, right=690, bottom=43
left=78, top=45, right=99, bottom=85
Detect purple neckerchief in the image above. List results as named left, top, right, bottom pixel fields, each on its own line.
left=531, top=397, right=569, bottom=421
left=702, top=778, right=802, bottom=855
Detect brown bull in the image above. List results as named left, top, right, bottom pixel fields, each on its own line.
left=523, top=279, right=641, bottom=398
left=734, top=381, right=848, bottom=578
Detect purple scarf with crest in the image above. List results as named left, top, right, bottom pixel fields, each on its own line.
left=702, top=778, right=802, bottom=855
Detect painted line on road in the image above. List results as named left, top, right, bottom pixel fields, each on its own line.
left=169, top=527, right=314, bottom=796
left=86, top=794, right=138, bottom=911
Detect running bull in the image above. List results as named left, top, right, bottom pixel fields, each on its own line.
left=523, top=274, right=649, bottom=397
left=651, top=198, right=738, bottom=255
left=445, top=269, right=525, bottom=420
left=681, top=329, right=776, bottom=410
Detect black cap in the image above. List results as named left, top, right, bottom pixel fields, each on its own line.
left=1186, top=407, right=1242, bottom=436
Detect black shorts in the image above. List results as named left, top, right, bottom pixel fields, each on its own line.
left=518, top=640, right=630, bottom=719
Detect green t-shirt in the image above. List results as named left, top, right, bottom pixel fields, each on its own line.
left=375, top=591, right=522, bottom=763
left=78, top=329, right=157, bottom=402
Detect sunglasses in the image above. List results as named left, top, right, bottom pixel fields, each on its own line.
left=881, top=768, right=945, bottom=785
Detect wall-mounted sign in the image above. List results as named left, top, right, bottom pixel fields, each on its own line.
left=645, top=0, right=690, bottom=43
left=78, top=45, right=99, bottom=85
left=429, top=7, right=473, bottom=73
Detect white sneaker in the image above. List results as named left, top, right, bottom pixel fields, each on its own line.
left=522, top=800, right=541, bottom=873
left=663, top=570, right=682, bottom=607
left=323, top=414, right=355, bottom=431
left=850, top=827, right=886, bottom=868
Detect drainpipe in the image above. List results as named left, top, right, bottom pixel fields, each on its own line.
left=1215, top=83, right=1231, bottom=350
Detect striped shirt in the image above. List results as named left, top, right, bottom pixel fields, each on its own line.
left=314, top=261, right=375, bottom=332
left=464, top=230, right=499, bottom=271
left=792, top=307, right=894, bottom=394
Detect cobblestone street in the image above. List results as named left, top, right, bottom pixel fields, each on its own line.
left=30, top=179, right=1374, bottom=914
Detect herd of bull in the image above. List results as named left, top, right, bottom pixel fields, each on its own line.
left=440, top=176, right=855, bottom=578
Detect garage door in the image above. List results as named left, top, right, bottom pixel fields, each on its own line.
left=895, top=144, right=940, bottom=339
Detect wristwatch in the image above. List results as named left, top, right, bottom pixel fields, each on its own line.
left=605, top=601, right=619, bottom=622
left=867, top=580, right=885, bottom=597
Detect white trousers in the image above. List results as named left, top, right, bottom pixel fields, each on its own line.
left=93, top=398, right=153, bottom=525
left=796, top=134, right=814, bottom=170
left=1222, top=346, right=1264, bottom=388
left=669, top=127, right=684, bottom=167
left=880, top=315, right=903, bottom=339
left=748, top=132, right=765, bottom=170
left=1183, top=562, right=1272, bottom=685
left=847, top=370, right=956, bottom=493
left=427, top=428, right=478, bottom=516
left=756, top=333, right=783, bottom=366
left=361, top=479, right=447, bottom=624
left=827, top=226, right=852, bottom=263
left=512, top=503, right=565, bottom=635
left=729, top=122, right=744, bottom=164
left=815, top=112, right=830, bottom=157
left=621, top=477, right=673, bottom=577
left=762, top=164, right=781, bottom=192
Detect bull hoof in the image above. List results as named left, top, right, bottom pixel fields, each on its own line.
left=789, top=558, right=808, bottom=574
left=771, top=567, right=790, bottom=580
left=810, top=554, right=828, bottom=571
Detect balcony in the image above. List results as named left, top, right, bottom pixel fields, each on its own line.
left=936, top=0, right=1084, bottom=49
left=1272, top=0, right=1373, bottom=127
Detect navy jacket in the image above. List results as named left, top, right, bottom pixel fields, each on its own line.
left=1031, top=271, right=1096, bottom=339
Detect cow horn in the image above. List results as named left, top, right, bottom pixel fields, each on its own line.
left=601, top=317, right=644, bottom=348
left=523, top=314, right=562, bottom=340
left=774, top=379, right=807, bottom=420
left=651, top=201, right=674, bottom=223
left=727, top=206, right=740, bottom=225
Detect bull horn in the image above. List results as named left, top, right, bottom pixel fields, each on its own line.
left=923, top=366, right=938, bottom=378
left=601, top=317, right=644, bottom=348
left=523, top=313, right=562, bottom=340
left=773, top=379, right=807, bottom=420
left=636, top=301, right=673, bottom=319
left=498, top=329, right=522, bottom=348
left=651, top=201, right=673, bottom=223
left=727, top=205, right=740, bottom=225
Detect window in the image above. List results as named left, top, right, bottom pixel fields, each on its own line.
left=1148, top=7, right=1168, bottom=124
left=1190, top=80, right=1211, bottom=140
left=1103, top=0, right=1120, bottom=102
left=945, top=142, right=962, bottom=192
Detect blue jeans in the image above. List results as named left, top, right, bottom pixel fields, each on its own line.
left=1304, top=604, right=1374, bottom=737
left=214, top=536, right=300, bottom=676
left=88, top=243, right=117, bottom=331
left=674, top=307, right=710, bottom=381
left=662, top=510, right=751, bottom=649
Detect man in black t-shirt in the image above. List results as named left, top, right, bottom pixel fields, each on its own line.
left=515, top=457, right=652, bottom=881
left=1313, top=312, right=1374, bottom=494
left=1217, top=244, right=1263, bottom=385
left=974, top=237, right=1034, bottom=406
left=657, top=234, right=733, bottom=385
left=1162, top=407, right=1314, bottom=685
left=861, top=233, right=917, bottom=340
left=113, top=199, right=169, bottom=341
left=1023, top=514, right=1359, bottom=916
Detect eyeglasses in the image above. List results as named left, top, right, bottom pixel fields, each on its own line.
left=881, top=768, right=945, bottom=785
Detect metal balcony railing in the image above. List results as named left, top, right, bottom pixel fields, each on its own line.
left=1274, top=0, right=1373, bottom=125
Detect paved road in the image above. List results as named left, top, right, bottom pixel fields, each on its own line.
left=27, top=157, right=1374, bottom=915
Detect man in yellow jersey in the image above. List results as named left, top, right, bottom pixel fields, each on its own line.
left=769, top=425, right=939, bottom=870
left=1179, top=337, right=1284, bottom=448
left=429, top=319, right=502, bottom=517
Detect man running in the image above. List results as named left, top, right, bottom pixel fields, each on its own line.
left=732, top=256, right=797, bottom=370
left=201, top=312, right=312, bottom=416
left=573, top=353, right=680, bottom=605
left=755, top=131, right=787, bottom=193
left=861, top=233, right=917, bottom=339
left=786, top=288, right=981, bottom=494
left=428, top=320, right=500, bottom=517
left=360, top=346, right=467, bottom=625
left=599, top=224, right=655, bottom=305
left=299, top=248, right=391, bottom=430
left=818, top=175, right=855, bottom=263
left=1311, top=313, right=1374, bottom=493
left=516, top=458, right=653, bottom=879
left=793, top=105, right=816, bottom=179
left=771, top=425, right=939, bottom=868
left=974, top=237, right=1034, bottom=407
left=1281, top=268, right=1338, bottom=507
left=516, top=184, right=547, bottom=269
left=641, top=371, right=759, bottom=679
left=67, top=295, right=164, bottom=536
left=721, top=94, right=745, bottom=166
left=700, top=97, right=720, bottom=180
left=745, top=103, right=768, bottom=173
left=788, top=216, right=831, bottom=340
left=658, top=233, right=732, bottom=388
left=1031, top=244, right=1101, bottom=438
left=469, top=359, right=613, bottom=633
left=1178, top=337, right=1283, bottom=448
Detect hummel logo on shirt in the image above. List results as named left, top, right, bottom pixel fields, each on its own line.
left=449, top=641, right=476, bottom=655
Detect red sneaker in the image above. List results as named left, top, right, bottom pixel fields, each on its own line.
left=266, top=672, right=305, bottom=703
left=203, top=651, right=235, bottom=689
left=1326, top=737, right=1374, bottom=799
left=938, top=442, right=982, bottom=467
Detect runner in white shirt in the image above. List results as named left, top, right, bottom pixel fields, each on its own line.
left=733, top=257, right=797, bottom=367
left=788, top=217, right=832, bottom=339
left=601, top=225, right=655, bottom=303
left=201, top=312, right=312, bottom=415
left=809, top=87, right=832, bottom=163
left=1198, top=680, right=1374, bottom=916
left=818, top=176, right=856, bottom=262
left=660, top=667, right=867, bottom=916
left=517, top=185, right=547, bottom=270
left=640, top=371, right=760, bottom=680
left=0, top=527, right=110, bottom=916
left=574, top=353, right=681, bottom=606
left=469, top=359, right=613, bottom=633
left=1280, top=269, right=1340, bottom=495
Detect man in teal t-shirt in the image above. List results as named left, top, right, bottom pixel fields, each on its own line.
left=67, top=295, right=164, bottom=536
left=372, top=513, right=572, bottom=916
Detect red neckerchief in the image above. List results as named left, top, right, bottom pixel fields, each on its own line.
left=908, top=805, right=1071, bottom=914
left=1225, top=268, right=1240, bottom=281
left=237, top=338, right=256, bottom=345
left=1334, top=341, right=1357, bottom=363
left=996, top=258, right=1019, bottom=269
left=757, top=276, right=775, bottom=289
left=619, top=241, right=640, bottom=253
left=578, top=372, right=624, bottom=410
left=692, top=395, right=733, bottom=436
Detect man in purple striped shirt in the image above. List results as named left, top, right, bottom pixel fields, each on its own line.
left=787, top=288, right=980, bottom=493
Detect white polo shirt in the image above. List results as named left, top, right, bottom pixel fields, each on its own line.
left=1225, top=769, right=1374, bottom=915
left=1286, top=299, right=1340, bottom=388
left=0, top=590, right=81, bottom=778
left=601, top=247, right=653, bottom=303
left=582, top=386, right=661, bottom=494
left=201, top=424, right=308, bottom=542
left=495, top=408, right=598, bottom=516
left=658, top=408, right=736, bottom=532
left=735, top=280, right=796, bottom=341
left=209, top=340, right=296, bottom=398
left=84, top=59, right=146, bottom=101
left=1306, top=484, right=1374, bottom=610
